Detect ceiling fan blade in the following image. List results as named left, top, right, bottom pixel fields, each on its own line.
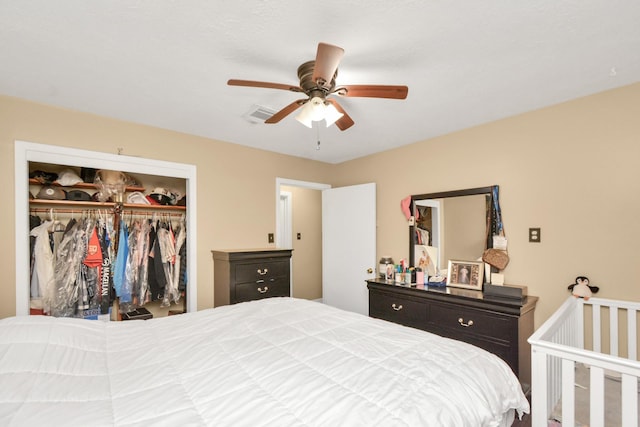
left=326, top=99, right=354, bottom=131
left=312, top=43, right=345, bottom=89
left=334, top=85, right=408, bottom=99
left=264, top=99, right=306, bottom=124
left=227, top=79, right=304, bottom=93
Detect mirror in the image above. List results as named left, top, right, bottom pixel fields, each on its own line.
left=409, top=186, right=498, bottom=281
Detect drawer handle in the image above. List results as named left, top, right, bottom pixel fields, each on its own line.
left=257, top=286, right=269, bottom=294
left=257, top=268, right=268, bottom=275
left=458, top=317, right=474, bottom=327
left=391, top=303, right=403, bottom=311
left=256, top=279, right=265, bottom=284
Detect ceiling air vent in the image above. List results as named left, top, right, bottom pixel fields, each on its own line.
left=243, top=105, right=276, bottom=124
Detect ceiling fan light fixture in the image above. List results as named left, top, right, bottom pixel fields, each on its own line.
left=324, top=102, right=344, bottom=127
left=295, top=101, right=315, bottom=128
left=308, top=96, right=326, bottom=121
left=295, top=96, right=344, bottom=128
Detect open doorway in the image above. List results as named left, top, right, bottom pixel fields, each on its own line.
left=275, top=178, right=330, bottom=301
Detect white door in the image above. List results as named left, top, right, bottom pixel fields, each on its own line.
left=322, top=183, right=376, bottom=315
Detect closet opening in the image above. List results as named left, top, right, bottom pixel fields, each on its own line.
left=15, top=141, right=197, bottom=318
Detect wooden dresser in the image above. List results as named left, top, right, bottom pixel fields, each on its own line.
left=212, top=249, right=293, bottom=307
left=367, top=279, right=537, bottom=388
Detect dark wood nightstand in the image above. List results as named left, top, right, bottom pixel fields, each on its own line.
left=212, top=249, right=293, bottom=307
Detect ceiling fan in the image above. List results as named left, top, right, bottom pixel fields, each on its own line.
left=228, top=43, right=408, bottom=131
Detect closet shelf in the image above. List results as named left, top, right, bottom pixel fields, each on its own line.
left=28, top=178, right=146, bottom=192
left=29, top=199, right=114, bottom=208
left=122, top=203, right=185, bottom=211
left=29, top=199, right=186, bottom=211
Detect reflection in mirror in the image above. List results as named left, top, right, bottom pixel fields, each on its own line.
left=410, top=186, right=497, bottom=281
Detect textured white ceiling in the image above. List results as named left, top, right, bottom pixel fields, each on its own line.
left=1, top=1, right=639, bottom=163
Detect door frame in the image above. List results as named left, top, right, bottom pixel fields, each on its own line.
left=277, top=191, right=292, bottom=249
left=275, top=178, right=331, bottom=297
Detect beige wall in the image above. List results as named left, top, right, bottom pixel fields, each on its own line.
left=0, top=95, right=331, bottom=317
left=282, top=185, right=322, bottom=300
left=332, top=82, right=640, bottom=326
left=2, top=82, right=640, bottom=328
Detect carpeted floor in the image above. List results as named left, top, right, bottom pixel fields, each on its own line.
left=548, top=363, right=639, bottom=427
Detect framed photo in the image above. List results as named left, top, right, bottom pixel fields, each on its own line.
left=447, top=260, right=484, bottom=290
left=413, top=244, right=437, bottom=277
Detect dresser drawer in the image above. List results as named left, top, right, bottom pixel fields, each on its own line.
left=235, top=278, right=290, bottom=303
left=235, top=260, right=289, bottom=283
left=369, top=290, right=427, bottom=329
left=427, top=303, right=512, bottom=344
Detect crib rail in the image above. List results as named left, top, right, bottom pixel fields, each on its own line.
left=529, top=297, right=640, bottom=427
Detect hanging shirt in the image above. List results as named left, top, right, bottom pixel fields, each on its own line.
left=82, top=226, right=103, bottom=309
left=113, top=221, right=130, bottom=302
left=148, top=222, right=166, bottom=301
left=98, top=221, right=112, bottom=315
left=84, top=227, right=103, bottom=270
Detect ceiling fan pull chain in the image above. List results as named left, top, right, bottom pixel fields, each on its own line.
left=316, top=123, right=321, bottom=150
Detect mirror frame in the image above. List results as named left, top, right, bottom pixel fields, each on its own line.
left=408, top=185, right=499, bottom=281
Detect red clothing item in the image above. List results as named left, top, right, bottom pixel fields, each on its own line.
left=84, top=227, right=103, bottom=270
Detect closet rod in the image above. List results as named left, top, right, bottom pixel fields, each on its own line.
left=29, top=207, right=186, bottom=217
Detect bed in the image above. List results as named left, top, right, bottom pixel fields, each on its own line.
left=528, top=296, right=640, bottom=427
left=1, top=297, right=528, bottom=426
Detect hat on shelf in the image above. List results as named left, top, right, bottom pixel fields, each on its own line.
left=36, top=185, right=66, bottom=200
left=66, top=190, right=92, bottom=202
left=56, top=168, right=83, bottom=186
left=127, top=191, right=150, bottom=205
left=80, top=167, right=97, bottom=183
left=146, top=195, right=161, bottom=205
left=29, top=170, right=58, bottom=184
left=148, top=187, right=174, bottom=205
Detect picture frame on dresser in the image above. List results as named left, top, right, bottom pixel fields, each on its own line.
left=447, top=260, right=484, bottom=290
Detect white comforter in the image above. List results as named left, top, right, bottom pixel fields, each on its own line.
left=0, top=298, right=528, bottom=426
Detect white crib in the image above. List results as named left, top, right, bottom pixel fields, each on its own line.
left=529, top=296, right=640, bottom=427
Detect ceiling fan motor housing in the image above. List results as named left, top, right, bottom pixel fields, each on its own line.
left=298, top=60, right=336, bottom=94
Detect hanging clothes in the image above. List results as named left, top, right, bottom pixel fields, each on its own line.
left=148, top=220, right=166, bottom=301
left=173, top=217, right=187, bottom=294
left=29, top=215, right=43, bottom=301
left=125, top=219, right=142, bottom=305
left=76, top=218, right=95, bottom=312
left=81, top=224, right=103, bottom=312
left=133, top=218, right=151, bottom=305
left=29, top=220, right=54, bottom=313
left=51, top=218, right=83, bottom=317
left=178, top=235, right=188, bottom=291
left=158, top=223, right=178, bottom=306
left=28, top=205, right=187, bottom=318
left=97, top=215, right=113, bottom=315
left=113, top=220, right=130, bottom=303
